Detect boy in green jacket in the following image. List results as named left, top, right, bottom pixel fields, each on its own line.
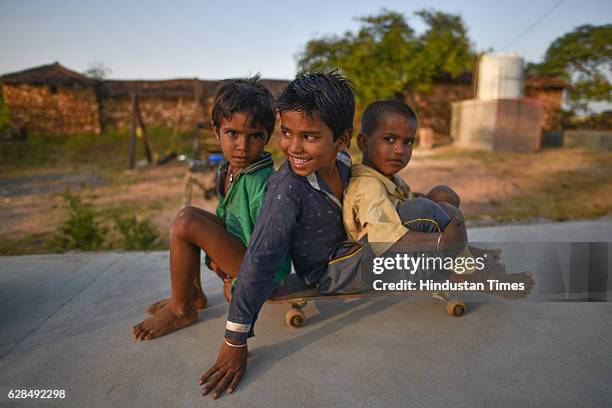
left=132, top=76, right=290, bottom=341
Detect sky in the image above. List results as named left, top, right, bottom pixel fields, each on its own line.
left=0, top=0, right=610, bottom=80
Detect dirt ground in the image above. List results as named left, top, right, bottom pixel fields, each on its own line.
left=1, top=146, right=611, bottom=254
left=403, top=146, right=612, bottom=222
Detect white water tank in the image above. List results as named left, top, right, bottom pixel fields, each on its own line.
left=477, top=53, right=524, bottom=100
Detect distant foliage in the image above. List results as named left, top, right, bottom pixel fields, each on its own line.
left=0, top=86, right=11, bottom=132
left=85, top=62, right=112, bottom=80
left=114, top=215, right=160, bottom=250
left=50, top=191, right=107, bottom=251
left=527, top=24, right=612, bottom=112
left=297, top=8, right=474, bottom=109
left=564, top=110, right=612, bottom=130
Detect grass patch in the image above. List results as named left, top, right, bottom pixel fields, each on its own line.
left=418, top=148, right=494, bottom=161
left=500, top=180, right=611, bottom=221
left=0, top=232, right=55, bottom=255
left=499, top=155, right=612, bottom=221
left=97, top=202, right=139, bottom=220
left=147, top=199, right=165, bottom=211
left=0, top=87, right=11, bottom=133
left=0, top=126, right=195, bottom=176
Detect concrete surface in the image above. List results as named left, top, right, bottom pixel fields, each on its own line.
left=1, top=221, right=611, bottom=407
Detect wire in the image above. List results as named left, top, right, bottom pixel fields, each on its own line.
left=502, top=0, right=566, bottom=50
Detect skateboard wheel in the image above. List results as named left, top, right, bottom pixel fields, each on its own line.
left=286, top=308, right=305, bottom=328
left=446, top=300, right=466, bottom=317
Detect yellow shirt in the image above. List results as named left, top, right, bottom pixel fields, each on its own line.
left=343, top=164, right=413, bottom=255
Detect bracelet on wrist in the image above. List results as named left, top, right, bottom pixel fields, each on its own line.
left=436, top=232, right=443, bottom=252
left=224, top=338, right=247, bottom=348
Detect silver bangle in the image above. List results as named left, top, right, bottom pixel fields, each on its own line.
left=436, top=232, right=443, bottom=252
left=224, top=338, right=247, bottom=348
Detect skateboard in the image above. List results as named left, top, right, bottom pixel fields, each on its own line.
left=267, top=274, right=467, bottom=328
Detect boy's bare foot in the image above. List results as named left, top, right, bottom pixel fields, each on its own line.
left=450, top=260, right=535, bottom=299
left=146, top=293, right=208, bottom=315
left=132, top=303, right=197, bottom=341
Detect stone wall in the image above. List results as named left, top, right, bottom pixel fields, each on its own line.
left=525, top=86, right=563, bottom=131
left=1, top=74, right=564, bottom=141
left=404, top=82, right=473, bottom=146
left=2, top=83, right=100, bottom=135
left=100, top=96, right=204, bottom=132
left=405, top=81, right=563, bottom=147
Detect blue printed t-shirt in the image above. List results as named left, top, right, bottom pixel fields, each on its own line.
left=214, top=151, right=291, bottom=285
left=225, top=151, right=352, bottom=343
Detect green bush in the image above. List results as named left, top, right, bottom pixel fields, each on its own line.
left=49, top=191, right=107, bottom=251
left=113, top=215, right=160, bottom=250
left=0, top=86, right=11, bottom=133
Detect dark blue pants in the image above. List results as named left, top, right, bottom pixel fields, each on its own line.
left=319, top=197, right=451, bottom=294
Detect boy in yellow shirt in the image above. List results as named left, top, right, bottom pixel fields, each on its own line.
left=344, top=99, right=466, bottom=257
left=344, top=99, right=534, bottom=287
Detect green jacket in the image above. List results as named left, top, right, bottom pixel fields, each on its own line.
left=216, top=152, right=291, bottom=284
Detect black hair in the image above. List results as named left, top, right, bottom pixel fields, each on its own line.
left=275, top=71, right=355, bottom=141
left=211, top=74, right=276, bottom=138
left=361, top=99, right=417, bottom=136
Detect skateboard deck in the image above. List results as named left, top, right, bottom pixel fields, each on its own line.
left=267, top=274, right=466, bottom=327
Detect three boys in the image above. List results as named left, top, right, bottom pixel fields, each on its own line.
left=133, top=72, right=533, bottom=397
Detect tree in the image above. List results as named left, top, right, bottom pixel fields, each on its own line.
left=85, top=61, right=112, bottom=80
left=297, top=9, right=474, bottom=109
left=527, top=24, right=611, bottom=112
left=410, top=10, right=474, bottom=92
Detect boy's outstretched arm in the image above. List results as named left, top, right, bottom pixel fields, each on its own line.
left=198, top=178, right=300, bottom=399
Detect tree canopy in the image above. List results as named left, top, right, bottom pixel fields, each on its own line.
left=85, top=62, right=112, bottom=80
left=297, top=9, right=474, bottom=109
left=527, top=24, right=611, bottom=112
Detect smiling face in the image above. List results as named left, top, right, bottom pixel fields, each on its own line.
left=214, top=112, right=268, bottom=169
left=279, top=110, right=348, bottom=177
left=358, top=112, right=416, bottom=178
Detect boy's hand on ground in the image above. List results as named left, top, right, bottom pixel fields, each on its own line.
left=199, top=340, right=247, bottom=399
left=440, top=216, right=466, bottom=253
